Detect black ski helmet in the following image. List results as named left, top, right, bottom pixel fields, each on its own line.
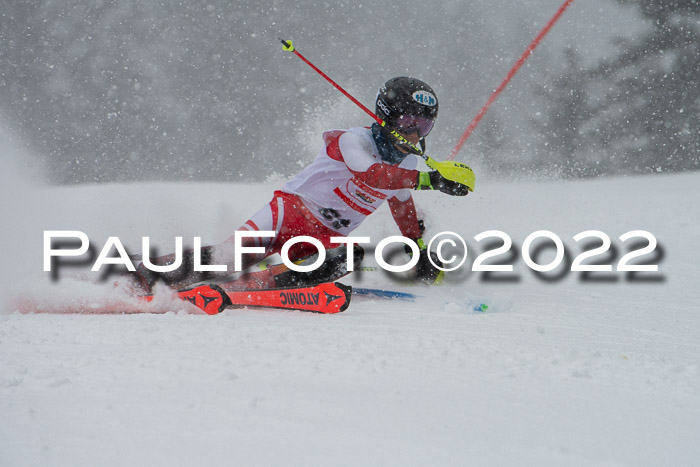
left=375, top=77, right=438, bottom=133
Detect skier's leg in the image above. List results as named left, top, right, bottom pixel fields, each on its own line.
left=128, top=201, right=278, bottom=293
left=270, top=243, right=364, bottom=288
left=129, top=191, right=364, bottom=293
left=228, top=191, right=365, bottom=288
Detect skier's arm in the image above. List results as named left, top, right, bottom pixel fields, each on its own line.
left=387, top=192, right=422, bottom=239
left=337, top=132, right=467, bottom=195
left=389, top=192, right=445, bottom=285
left=335, top=132, right=418, bottom=189
left=352, top=164, right=469, bottom=196
left=352, top=163, right=419, bottom=190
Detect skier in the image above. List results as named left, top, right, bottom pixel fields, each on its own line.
left=130, top=77, right=470, bottom=294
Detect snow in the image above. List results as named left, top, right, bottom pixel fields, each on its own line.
left=2, top=171, right=700, bottom=466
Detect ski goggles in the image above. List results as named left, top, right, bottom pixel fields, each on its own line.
left=394, top=114, right=435, bottom=138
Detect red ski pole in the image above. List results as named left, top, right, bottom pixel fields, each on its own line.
left=447, top=0, right=576, bottom=161
left=280, top=39, right=383, bottom=126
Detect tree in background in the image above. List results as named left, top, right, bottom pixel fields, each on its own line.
left=532, top=48, right=599, bottom=178
left=4, top=1, right=696, bottom=183
left=0, top=1, right=333, bottom=183
left=536, top=0, right=699, bottom=176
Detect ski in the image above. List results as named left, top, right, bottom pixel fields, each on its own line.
left=352, top=287, right=419, bottom=301
left=141, top=282, right=353, bottom=315
left=351, top=287, right=492, bottom=313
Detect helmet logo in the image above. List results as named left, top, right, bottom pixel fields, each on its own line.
left=377, top=98, right=391, bottom=116
left=412, top=90, right=436, bottom=106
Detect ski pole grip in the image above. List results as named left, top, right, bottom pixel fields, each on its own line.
left=280, top=38, right=295, bottom=52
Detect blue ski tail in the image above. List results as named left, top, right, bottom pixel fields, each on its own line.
left=352, top=288, right=419, bottom=301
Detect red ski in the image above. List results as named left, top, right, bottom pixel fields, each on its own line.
left=13, top=282, right=351, bottom=316
left=141, top=282, right=352, bottom=315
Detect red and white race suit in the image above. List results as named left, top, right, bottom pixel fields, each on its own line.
left=215, top=127, right=423, bottom=269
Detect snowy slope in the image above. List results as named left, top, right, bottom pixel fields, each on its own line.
left=1, top=170, right=700, bottom=466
